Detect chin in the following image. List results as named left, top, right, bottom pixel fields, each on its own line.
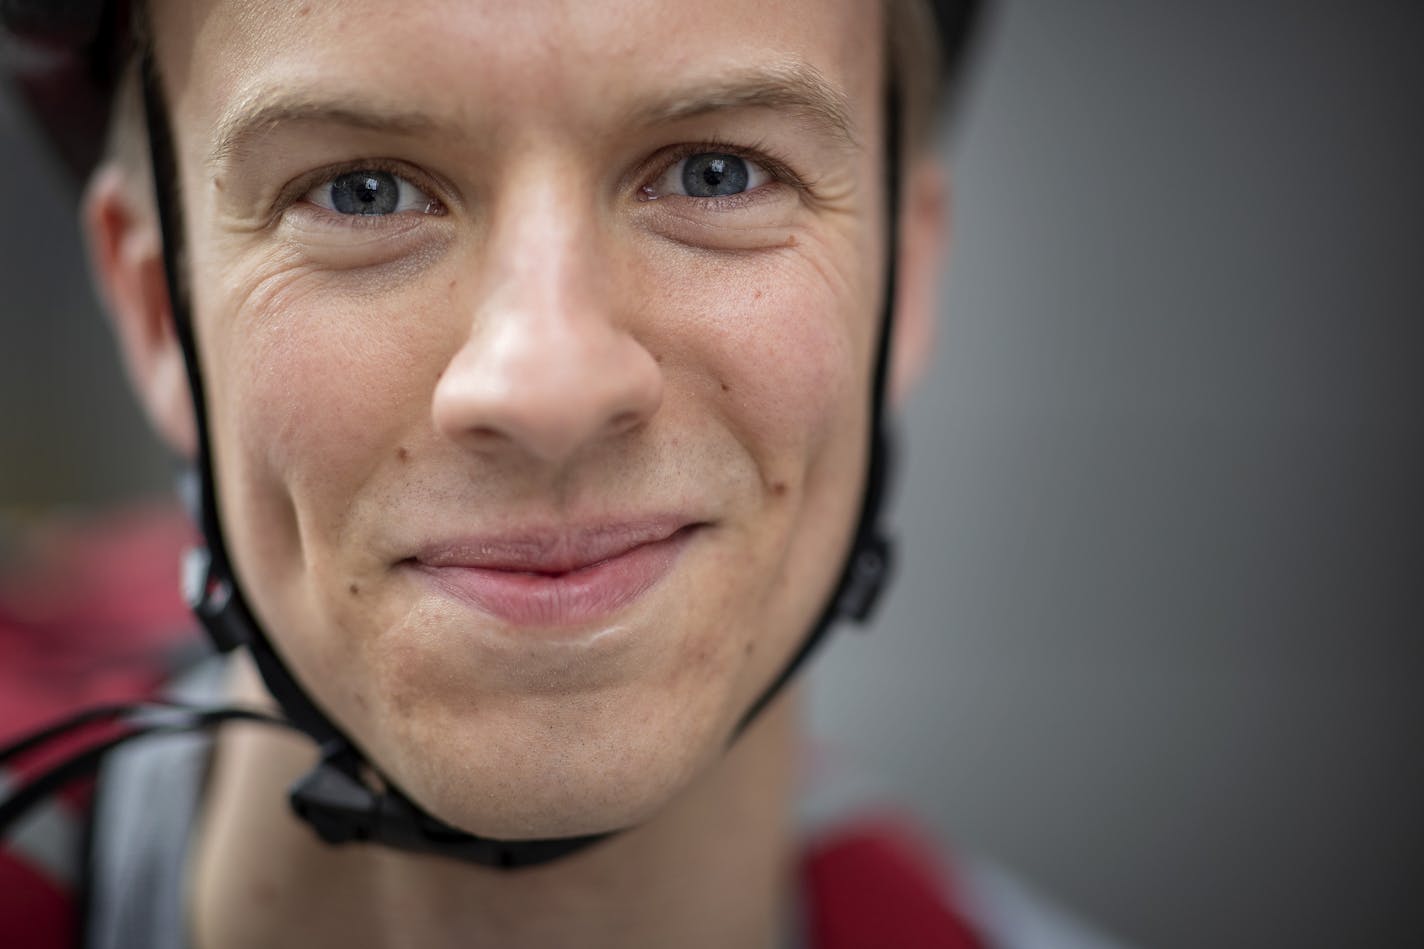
left=351, top=667, right=736, bottom=842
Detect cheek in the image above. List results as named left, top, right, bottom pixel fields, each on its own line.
left=201, top=256, right=445, bottom=572
left=642, top=236, right=875, bottom=695
left=654, top=241, right=869, bottom=476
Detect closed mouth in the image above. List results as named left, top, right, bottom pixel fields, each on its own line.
left=405, top=520, right=703, bottom=628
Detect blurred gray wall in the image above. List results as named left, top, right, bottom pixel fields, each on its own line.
left=813, top=3, right=1423, bottom=948
left=3, top=3, right=1421, bottom=947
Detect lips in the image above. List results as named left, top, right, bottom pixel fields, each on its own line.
left=405, top=519, right=699, bottom=628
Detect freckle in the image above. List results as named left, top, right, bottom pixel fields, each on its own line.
left=448, top=279, right=457, bottom=289
left=720, top=382, right=730, bottom=393
left=784, top=234, right=797, bottom=247
left=771, top=481, right=788, bottom=497
left=348, top=583, right=360, bottom=596
left=396, top=446, right=410, bottom=462
left=744, top=641, right=756, bottom=656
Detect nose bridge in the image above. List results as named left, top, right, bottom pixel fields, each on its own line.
left=492, top=170, right=603, bottom=322
left=431, top=169, right=662, bottom=465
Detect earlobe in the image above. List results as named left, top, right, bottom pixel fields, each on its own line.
left=83, top=164, right=198, bottom=458
left=888, top=158, right=949, bottom=407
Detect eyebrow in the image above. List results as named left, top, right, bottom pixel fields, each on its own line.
left=208, top=94, right=446, bottom=170
left=631, top=61, right=858, bottom=149
left=207, top=60, right=857, bottom=171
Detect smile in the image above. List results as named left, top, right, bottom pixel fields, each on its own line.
left=405, top=520, right=702, bottom=628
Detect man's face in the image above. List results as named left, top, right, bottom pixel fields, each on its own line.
left=152, top=0, right=888, bottom=838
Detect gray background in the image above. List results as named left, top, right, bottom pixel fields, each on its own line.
left=2, top=3, right=1421, bottom=947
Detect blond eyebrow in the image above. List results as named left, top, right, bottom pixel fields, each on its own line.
left=208, top=60, right=857, bottom=170
left=635, top=61, right=857, bottom=148
left=208, top=92, right=447, bottom=170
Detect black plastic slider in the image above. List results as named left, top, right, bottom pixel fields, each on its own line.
left=289, top=748, right=381, bottom=845
left=181, top=545, right=248, bottom=652
left=836, top=533, right=894, bottom=622
left=288, top=743, right=611, bottom=869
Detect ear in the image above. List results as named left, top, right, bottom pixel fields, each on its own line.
left=83, top=163, right=198, bottom=458
left=888, top=156, right=949, bottom=406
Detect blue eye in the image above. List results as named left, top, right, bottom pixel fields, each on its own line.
left=330, top=171, right=399, bottom=214
left=305, top=169, right=437, bottom=215
left=682, top=154, right=748, bottom=197
left=652, top=151, right=771, bottom=200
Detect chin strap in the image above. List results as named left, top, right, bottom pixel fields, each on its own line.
left=11, top=49, right=899, bottom=871
left=287, top=742, right=609, bottom=868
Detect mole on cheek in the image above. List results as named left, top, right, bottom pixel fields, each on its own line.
left=396, top=446, right=410, bottom=462
left=348, top=582, right=360, bottom=596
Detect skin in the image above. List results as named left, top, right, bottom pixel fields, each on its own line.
left=85, top=0, right=947, bottom=945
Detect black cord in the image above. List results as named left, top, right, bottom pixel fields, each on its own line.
left=0, top=702, right=149, bottom=767
left=0, top=704, right=288, bottom=839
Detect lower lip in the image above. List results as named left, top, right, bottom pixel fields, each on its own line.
left=410, top=528, right=695, bottom=628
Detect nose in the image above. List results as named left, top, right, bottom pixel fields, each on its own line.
left=431, top=197, right=663, bottom=466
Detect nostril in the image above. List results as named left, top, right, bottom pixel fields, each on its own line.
left=609, top=410, right=642, bottom=433
left=468, top=425, right=507, bottom=446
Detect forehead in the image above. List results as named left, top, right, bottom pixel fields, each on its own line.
left=154, top=0, right=884, bottom=146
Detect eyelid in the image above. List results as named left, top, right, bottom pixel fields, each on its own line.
left=652, top=153, right=770, bottom=199
left=276, top=159, right=451, bottom=222
left=639, top=140, right=808, bottom=200
left=304, top=171, right=436, bottom=215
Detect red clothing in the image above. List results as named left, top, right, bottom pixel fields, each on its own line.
left=1, top=508, right=197, bottom=949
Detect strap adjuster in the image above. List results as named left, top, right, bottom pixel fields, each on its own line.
left=836, top=533, right=894, bottom=622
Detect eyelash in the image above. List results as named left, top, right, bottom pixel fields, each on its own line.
left=640, top=138, right=808, bottom=204
left=277, top=139, right=807, bottom=226
left=278, top=158, right=449, bottom=227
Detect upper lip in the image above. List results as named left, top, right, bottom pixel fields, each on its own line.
left=408, top=517, right=697, bottom=575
